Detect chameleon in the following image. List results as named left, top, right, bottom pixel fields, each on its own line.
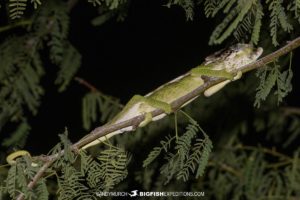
left=80, top=43, right=263, bottom=149
left=6, top=43, right=263, bottom=165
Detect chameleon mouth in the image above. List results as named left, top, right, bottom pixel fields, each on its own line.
left=252, top=47, right=263, bottom=59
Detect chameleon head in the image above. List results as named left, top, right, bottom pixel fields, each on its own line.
left=204, top=43, right=263, bottom=71
left=230, top=43, right=263, bottom=62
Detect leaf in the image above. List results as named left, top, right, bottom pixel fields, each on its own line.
left=9, top=0, right=28, bottom=19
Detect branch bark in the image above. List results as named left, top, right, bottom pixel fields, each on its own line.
left=16, top=36, right=300, bottom=200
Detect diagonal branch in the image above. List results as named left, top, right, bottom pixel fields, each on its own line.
left=16, top=36, right=300, bottom=200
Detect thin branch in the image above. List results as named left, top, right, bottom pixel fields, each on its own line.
left=0, top=19, right=32, bottom=33
left=74, top=76, right=124, bottom=108
left=74, top=76, right=99, bottom=92
left=242, top=38, right=300, bottom=73
left=234, top=144, right=292, bottom=161
left=16, top=36, right=300, bottom=200
left=281, top=106, right=300, bottom=116
left=67, top=0, right=79, bottom=12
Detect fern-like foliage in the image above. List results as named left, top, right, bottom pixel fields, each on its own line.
left=33, top=179, right=49, bottom=200
left=58, top=148, right=131, bottom=198
left=254, top=58, right=293, bottom=108
left=198, top=0, right=299, bottom=45
left=204, top=0, right=218, bottom=17
left=1, top=120, right=30, bottom=148
left=4, top=154, right=41, bottom=199
left=0, top=36, right=44, bottom=148
left=251, top=1, right=264, bottom=45
left=31, top=0, right=42, bottom=9
left=32, top=1, right=70, bottom=65
left=82, top=91, right=122, bottom=130
left=50, top=130, right=76, bottom=168
left=9, top=0, right=27, bottom=19
left=55, top=44, right=81, bottom=92
left=97, top=147, right=131, bottom=190
left=58, top=165, right=88, bottom=200
left=208, top=0, right=254, bottom=45
left=287, top=0, right=300, bottom=23
left=143, top=135, right=176, bottom=167
left=144, top=118, right=213, bottom=184
left=8, top=0, right=42, bottom=19
left=87, top=0, right=127, bottom=10
left=267, top=0, right=293, bottom=46
left=205, top=141, right=300, bottom=199
left=0, top=0, right=82, bottom=150
left=165, top=0, right=195, bottom=20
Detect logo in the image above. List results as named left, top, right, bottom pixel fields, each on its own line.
left=129, top=190, right=138, bottom=197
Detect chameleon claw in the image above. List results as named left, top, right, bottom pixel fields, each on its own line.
left=233, top=71, right=242, bottom=80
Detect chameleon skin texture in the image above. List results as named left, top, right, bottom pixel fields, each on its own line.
left=82, top=43, right=263, bottom=150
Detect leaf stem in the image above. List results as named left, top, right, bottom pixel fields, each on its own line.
left=0, top=19, right=32, bottom=33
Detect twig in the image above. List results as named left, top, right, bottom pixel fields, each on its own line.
left=74, top=76, right=124, bottom=108
left=16, top=36, right=300, bottom=200
left=67, top=0, right=79, bottom=12
left=74, top=76, right=98, bottom=92
left=242, top=38, right=300, bottom=73
left=234, top=144, right=292, bottom=161
left=0, top=19, right=32, bottom=33
left=281, top=106, right=300, bottom=116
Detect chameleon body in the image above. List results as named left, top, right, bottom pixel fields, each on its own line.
left=6, top=43, right=263, bottom=164
left=81, top=43, right=263, bottom=149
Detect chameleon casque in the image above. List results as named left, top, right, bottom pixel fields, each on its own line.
left=6, top=43, right=263, bottom=164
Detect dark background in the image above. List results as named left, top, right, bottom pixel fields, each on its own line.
left=23, top=0, right=300, bottom=154
left=25, top=0, right=212, bottom=153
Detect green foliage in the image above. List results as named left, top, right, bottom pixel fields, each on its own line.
left=254, top=58, right=293, bottom=108
left=201, top=0, right=299, bottom=46
left=1, top=121, right=30, bottom=148
left=2, top=130, right=131, bottom=199
left=9, top=0, right=27, bottom=19
left=251, top=1, right=263, bottom=45
left=87, top=0, right=127, bottom=10
left=205, top=142, right=300, bottom=199
left=253, top=107, right=300, bottom=148
left=55, top=44, right=81, bottom=92
left=5, top=155, right=41, bottom=199
left=0, top=0, right=81, bottom=150
left=210, top=0, right=253, bottom=45
left=143, top=135, right=176, bottom=167
left=267, top=0, right=293, bottom=46
left=166, top=0, right=195, bottom=20
left=97, top=147, right=131, bottom=190
left=287, top=0, right=300, bottom=23
left=1, top=0, right=300, bottom=199
left=0, top=36, right=44, bottom=149
left=82, top=91, right=122, bottom=130
left=8, top=0, right=42, bottom=19
left=144, top=117, right=213, bottom=184
left=58, top=165, right=88, bottom=200
left=57, top=146, right=130, bottom=199
left=33, top=180, right=49, bottom=200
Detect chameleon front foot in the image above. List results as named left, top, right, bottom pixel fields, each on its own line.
left=128, top=95, right=173, bottom=126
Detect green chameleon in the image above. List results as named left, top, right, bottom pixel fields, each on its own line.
left=80, top=43, right=263, bottom=149
left=6, top=43, right=263, bottom=164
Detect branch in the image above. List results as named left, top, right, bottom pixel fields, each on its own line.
left=242, top=38, right=300, bottom=73
left=74, top=76, right=99, bottom=92
left=281, top=106, right=300, bottom=116
left=15, top=36, right=300, bottom=200
left=74, top=76, right=124, bottom=108
left=67, top=0, right=79, bottom=12
left=0, top=19, right=32, bottom=33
